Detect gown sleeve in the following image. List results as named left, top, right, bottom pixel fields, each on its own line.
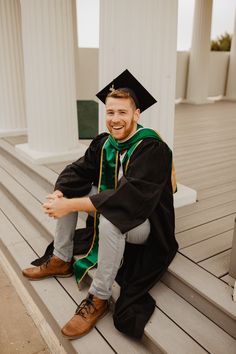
left=54, top=133, right=108, bottom=198
left=90, top=138, right=173, bottom=233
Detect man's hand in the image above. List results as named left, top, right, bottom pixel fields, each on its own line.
left=43, top=191, right=96, bottom=219
left=46, top=190, right=64, bottom=200
left=43, top=197, right=72, bottom=219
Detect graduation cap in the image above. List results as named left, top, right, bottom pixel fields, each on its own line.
left=96, top=69, right=157, bottom=113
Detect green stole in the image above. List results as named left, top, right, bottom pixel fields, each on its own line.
left=73, top=125, right=163, bottom=284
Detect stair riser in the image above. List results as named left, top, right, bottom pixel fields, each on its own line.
left=0, top=146, right=54, bottom=195
left=162, top=272, right=236, bottom=339
left=0, top=182, right=54, bottom=244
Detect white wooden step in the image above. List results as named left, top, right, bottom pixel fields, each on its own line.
left=0, top=210, right=115, bottom=354
left=0, top=172, right=212, bottom=353
left=1, top=157, right=236, bottom=340
left=1, top=138, right=236, bottom=345
left=0, top=206, right=209, bottom=354
left=0, top=138, right=57, bottom=186
left=150, top=283, right=236, bottom=354
left=163, top=253, right=236, bottom=338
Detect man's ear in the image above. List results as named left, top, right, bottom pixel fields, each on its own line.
left=134, top=108, right=140, bottom=122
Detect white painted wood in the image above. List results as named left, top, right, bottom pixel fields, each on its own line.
left=0, top=198, right=209, bottom=354
left=151, top=282, right=236, bottom=354
left=0, top=189, right=51, bottom=250
left=0, top=151, right=52, bottom=202
left=174, top=183, right=197, bottom=208
left=233, top=281, right=236, bottom=302
left=0, top=138, right=58, bottom=185
left=186, top=0, right=213, bottom=103
left=0, top=0, right=26, bottom=134
left=4, top=135, right=28, bottom=146
left=181, top=230, right=233, bottom=262
left=0, top=210, right=115, bottom=354
left=199, top=250, right=231, bottom=278
left=47, top=161, right=73, bottom=174
left=177, top=214, right=235, bottom=249
left=16, top=143, right=86, bottom=165
left=197, top=181, right=236, bottom=200
left=18, top=0, right=84, bottom=163
left=99, top=0, right=178, bottom=149
left=229, top=218, right=236, bottom=279
left=166, top=253, right=236, bottom=319
left=145, top=310, right=207, bottom=354
left=2, top=100, right=236, bottom=348
left=0, top=247, right=67, bottom=354
left=226, top=9, right=236, bottom=100
left=176, top=201, right=236, bottom=233
left=176, top=190, right=236, bottom=219
left=163, top=258, right=236, bottom=339
left=0, top=166, right=56, bottom=236
left=208, top=51, right=230, bottom=97
left=221, top=274, right=235, bottom=287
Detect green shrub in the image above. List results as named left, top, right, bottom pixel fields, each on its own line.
left=211, top=32, right=232, bottom=51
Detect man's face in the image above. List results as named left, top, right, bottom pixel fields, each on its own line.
left=105, top=97, right=140, bottom=141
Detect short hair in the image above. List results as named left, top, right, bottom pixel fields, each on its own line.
left=106, top=89, right=138, bottom=110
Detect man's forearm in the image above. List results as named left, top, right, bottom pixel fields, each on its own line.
left=43, top=195, right=96, bottom=219
left=69, top=197, right=96, bottom=213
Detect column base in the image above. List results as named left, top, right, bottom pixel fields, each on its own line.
left=15, top=143, right=87, bottom=164
left=223, top=96, right=236, bottom=102
left=174, top=183, right=197, bottom=208
left=0, top=128, right=27, bottom=137
left=182, top=98, right=214, bottom=105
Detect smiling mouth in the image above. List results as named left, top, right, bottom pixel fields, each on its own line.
left=112, top=126, right=123, bottom=131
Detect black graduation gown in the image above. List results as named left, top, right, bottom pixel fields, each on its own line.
left=46, top=133, right=178, bottom=338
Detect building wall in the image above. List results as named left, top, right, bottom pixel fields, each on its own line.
left=208, top=51, right=229, bottom=97
left=77, top=48, right=230, bottom=101
left=77, top=48, right=98, bottom=100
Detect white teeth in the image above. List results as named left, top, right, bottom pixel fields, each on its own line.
left=112, top=127, right=123, bottom=130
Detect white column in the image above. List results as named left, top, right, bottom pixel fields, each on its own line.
left=16, top=0, right=85, bottom=164
left=72, top=0, right=80, bottom=100
left=0, top=0, right=27, bottom=137
left=226, top=9, right=236, bottom=100
left=99, top=0, right=178, bottom=148
left=99, top=0, right=196, bottom=207
left=186, top=0, right=213, bottom=104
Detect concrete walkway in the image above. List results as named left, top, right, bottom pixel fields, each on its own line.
left=0, top=264, right=50, bottom=354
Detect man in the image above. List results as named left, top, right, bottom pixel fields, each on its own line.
left=22, top=69, right=178, bottom=339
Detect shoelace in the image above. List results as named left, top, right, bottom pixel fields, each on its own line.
left=40, top=255, right=53, bottom=269
left=75, top=297, right=96, bottom=319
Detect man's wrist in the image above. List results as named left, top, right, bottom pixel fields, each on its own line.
left=54, top=189, right=63, bottom=197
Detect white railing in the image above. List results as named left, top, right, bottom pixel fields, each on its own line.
left=229, top=218, right=236, bottom=301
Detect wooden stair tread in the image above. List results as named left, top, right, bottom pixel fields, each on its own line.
left=151, top=283, right=236, bottom=354
left=175, top=189, right=236, bottom=219
left=1, top=158, right=235, bottom=333
left=180, top=230, right=233, bottom=262
left=199, top=249, right=231, bottom=278
left=176, top=214, right=235, bottom=249
left=0, top=194, right=209, bottom=354
left=0, top=210, right=115, bottom=354
left=165, top=253, right=236, bottom=319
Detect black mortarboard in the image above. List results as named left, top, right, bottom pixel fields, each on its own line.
left=96, top=69, right=157, bottom=113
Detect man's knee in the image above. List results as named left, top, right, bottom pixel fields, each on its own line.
left=126, top=219, right=150, bottom=244
left=99, top=215, right=118, bottom=233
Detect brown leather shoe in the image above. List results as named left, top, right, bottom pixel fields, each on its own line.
left=61, top=294, right=109, bottom=339
left=22, top=255, right=73, bottom=280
